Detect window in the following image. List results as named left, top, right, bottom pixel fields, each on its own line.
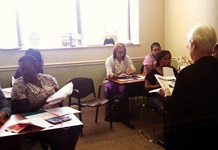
left=0, top=0, right=138, bottom=49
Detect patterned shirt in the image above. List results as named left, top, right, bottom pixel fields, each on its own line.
left=11, top=73, right=59, bottom=110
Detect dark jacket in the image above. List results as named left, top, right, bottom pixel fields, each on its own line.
left=164, top=56, right=218, bottom=150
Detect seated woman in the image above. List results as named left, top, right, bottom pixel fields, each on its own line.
left=145, top=50, right=178, bottom=113
left=143, top=42, right=161, bottom=74
left=104, top=42, right=136, bottom=121
left=11, top=55, right=79, bottom=150
left=14, top=48, right=44, bottom=79
left=11, top=54, right=60, bottom=113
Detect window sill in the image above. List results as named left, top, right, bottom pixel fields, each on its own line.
left=19, top=42, right=140, bottom=51
left=0, top=42, right=140, bottom=51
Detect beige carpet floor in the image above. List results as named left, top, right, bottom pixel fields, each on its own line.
left=74, top=99, right=165, bottom=150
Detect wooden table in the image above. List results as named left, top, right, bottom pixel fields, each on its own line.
left=0, top=107, right=83, bottom=150
left=106, top=74, right=146, bottom=96
left=106, top=74, right=146, bottom=129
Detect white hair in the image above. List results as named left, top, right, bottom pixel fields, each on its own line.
left=187, top=24, right=217, bottom=53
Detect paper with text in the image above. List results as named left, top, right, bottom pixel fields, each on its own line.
left=154, top=74, right=176, bottom=89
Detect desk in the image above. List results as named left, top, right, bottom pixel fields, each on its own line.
left=0, top=107, right=83, bottom=150
left=106, top=74, right=146, bottom=129
left=2, top=87, right=12, bottom=99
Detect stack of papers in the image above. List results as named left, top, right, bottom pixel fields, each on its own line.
left=5, top=107, right=80, bottom=133
left=155, top=74, right=176, bottom=89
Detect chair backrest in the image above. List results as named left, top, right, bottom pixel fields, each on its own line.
left=140, top=65, right=144, bottom=74
left=67, top=77, right=96, bottom=99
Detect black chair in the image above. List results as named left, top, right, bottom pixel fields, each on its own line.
left=140, top=65, right=144, bottom=74
left=66, top=77, right=113, bottom=137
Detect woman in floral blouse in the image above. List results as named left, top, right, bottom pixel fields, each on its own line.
left=11, top=54, right=61, bottom=114
left=11, top=54, right=80, bottom=150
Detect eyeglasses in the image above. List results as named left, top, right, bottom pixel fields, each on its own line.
left=186, top=43, right=191, bottom=49
left=186, top=41, right=192, bottom=49
left=152, top=48, right=160, bottom=51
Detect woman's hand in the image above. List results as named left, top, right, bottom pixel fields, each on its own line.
left=158, top=87, right=171, bottom=98
left=125, top=67, right=132, bottom=75
left=109, top=73, right=118, bottom=79
left=0, top=112, right=7, bottom=124
left=158, top=88, right=165, bottom=98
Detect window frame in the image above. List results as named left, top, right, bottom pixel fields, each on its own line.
left=0, top=0, right=138, bottom=50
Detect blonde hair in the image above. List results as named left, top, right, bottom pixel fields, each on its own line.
left=113, top=42, right=126, bottom=60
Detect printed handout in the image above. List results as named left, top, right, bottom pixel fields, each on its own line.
left=149, top=74, right=176, bottom=94
left=46, top=82, right=73, bottom=105
left=154, top=74, right=176, bottom=89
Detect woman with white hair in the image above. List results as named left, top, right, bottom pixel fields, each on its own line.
left=162, top=24, right=218, bottom=150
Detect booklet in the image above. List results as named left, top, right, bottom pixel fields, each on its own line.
left=153, top=74, right=176, bottom=94
left=5, top=117, right=53, bottom=133
left=46, top=82, right=73, bottom=105
left=5, top=107, right=80, bottom=133
left=5, top=124, right=29, bottom=133
left=154, top=74, right=176, bottom=88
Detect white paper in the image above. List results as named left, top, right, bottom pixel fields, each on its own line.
left=149, top=88, right=162, bottom=93
left=18, top=117, right=53, bottom=128
left=154, top=74, right=176, bottom=89
left=117, top=73, right=128, bottom=78
left=25, top=112, right=55, bottom=119
left=12, top=76, right=15, bottom=86
left=46, top=82, right=73, bottom=105
left=45, top=106, right=81, bottom=116
left=2, top=87, right=12, bottom=93
left=163, top=67, right=175, bottom=76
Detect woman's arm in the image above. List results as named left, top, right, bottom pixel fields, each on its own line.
left=0, top=89, right=11, bottom=123
left=126, top=56, right=136, bottom=74
left=11, top=97, right=47, bottom=114
left=145, top=79, right=161, bottom=91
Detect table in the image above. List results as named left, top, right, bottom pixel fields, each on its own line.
left=106, top=74, right=146, bottom=129
left=0, top=107, right=83, bottom=150
left=2, top=87, right=12, bottom=99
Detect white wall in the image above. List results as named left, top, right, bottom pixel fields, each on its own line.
left=165, top=0, right=218, bottom=58
left=0, top=0, right=165, bottom=74
left=139, top=0, right=165, bottom=55
left=0, top=0, right=218, bottom=88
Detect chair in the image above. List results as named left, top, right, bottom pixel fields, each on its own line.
left=66, top=77, right=113, bottom=137
left=139, top=94, right=166, bottom=146
left=140, top=65, right=144, bottom=74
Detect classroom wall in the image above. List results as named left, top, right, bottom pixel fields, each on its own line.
left=0, top=0, right=165, bottom=90
left=165, top=0, right=218, bottom=58
left=0, top=0, right=217, bottom=105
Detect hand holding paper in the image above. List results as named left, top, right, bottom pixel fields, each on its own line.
left=46, top=82, right=73, bottom=105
